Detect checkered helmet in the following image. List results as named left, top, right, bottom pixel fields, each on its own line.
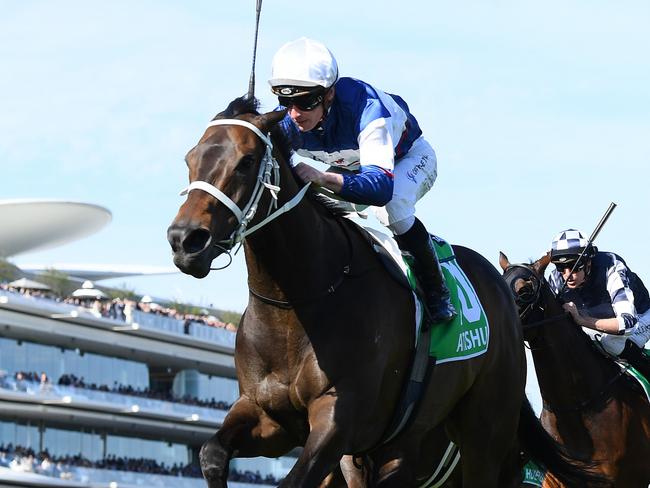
left=550, top=229, right=596, bottom=264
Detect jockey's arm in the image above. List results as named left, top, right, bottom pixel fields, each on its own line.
left=293, top=163, right=344, bottom=193
left=336, top=119, right=395, bottom=206
left=294, top=163, right=393, bottom=206
left=563, top=305, right=622, bottom=334
left=293, top=118, right=395, bottom=206
left=563, top=257, right=639, bottom=335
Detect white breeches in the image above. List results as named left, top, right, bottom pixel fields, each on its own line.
left=373, top=136, right=438, bottom=235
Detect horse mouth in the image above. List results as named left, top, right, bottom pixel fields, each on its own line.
left=168, top=225, right=223, bottom=278
left=172, top=251, right=216, bottom=278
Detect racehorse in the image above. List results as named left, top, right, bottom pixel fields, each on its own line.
left=500, top=252, right=650, bottom=487
left=167, top=96, right=608, bottom=488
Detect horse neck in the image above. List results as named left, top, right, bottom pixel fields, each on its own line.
left=530, top=284, right=616, bottom=409
left=242, top=155, right=352, bottom=301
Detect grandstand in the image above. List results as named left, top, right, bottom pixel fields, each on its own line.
left=0, top=200, right=293, bottom=487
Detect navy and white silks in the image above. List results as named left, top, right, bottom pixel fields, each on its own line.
left=278, top=77, right=438, bottom=235
left=550, top=251, right=650, bottom=355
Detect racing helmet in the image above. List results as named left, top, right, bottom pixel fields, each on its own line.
left=269, top=37, right=339, bottom=99
left=550, top=229, right=597, bottom=267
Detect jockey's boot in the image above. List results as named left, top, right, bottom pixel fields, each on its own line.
left=395, top=218, right=457, bottom=323
left=620, top=339, right=650, bottom=379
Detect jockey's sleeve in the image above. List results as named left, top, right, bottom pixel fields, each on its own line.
left=358, top=117, right=396, bottom=172
left=339, top=165, right=394, bottom=206
left=607, top=259, right=639, bottom=332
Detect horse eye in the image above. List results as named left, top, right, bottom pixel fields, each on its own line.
left=235, top=155, right=256, bottom=175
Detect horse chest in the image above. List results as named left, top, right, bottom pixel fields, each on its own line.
left=251, top=355, right=327, bottom=413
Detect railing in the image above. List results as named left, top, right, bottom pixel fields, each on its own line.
left=0, top=289, right=236, bottom=350
left=0, top=464, right=267, bottom=488
left=0, top=379, right=228, bottom=425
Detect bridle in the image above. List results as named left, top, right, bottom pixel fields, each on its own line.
left=502, top=264, right=548, bottom=327
left=178, top=117, right=361, bottom=305
left=503, top=263, right=627, bottom=412
left=179, top=118, right=311, bottom=266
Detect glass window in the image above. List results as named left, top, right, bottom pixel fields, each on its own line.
left=106, top=435, right=189, bottom=467
left=0, top=420, right=39, bottom=450
left=174, top=370, right=238, bottom=404
left=43, top=427, right=103, bottom=461
left=0, top=338, right=148, bottom=390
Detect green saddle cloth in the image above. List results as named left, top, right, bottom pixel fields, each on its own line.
left=522, top=459, right=546, bottom=487
left=406, top=235, right=490, bottom=364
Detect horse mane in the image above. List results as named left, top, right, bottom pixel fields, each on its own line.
left=213, top=96, right=351, bottom=219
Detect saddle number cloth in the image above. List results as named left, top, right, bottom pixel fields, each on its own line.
left=412, top=236, right=490, bottom=364
left=522, top=459, right=546, bottom=487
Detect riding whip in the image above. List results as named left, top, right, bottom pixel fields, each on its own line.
left=558, top=202, right=617, bottom=294
left=247, top=0, right=263, bottom=99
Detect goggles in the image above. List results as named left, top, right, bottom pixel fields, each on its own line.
left=553, top=260, right=587, bottom=273
left=278, top=92, right=324, bottom=111
left=272, top=85, right=326, bottom=111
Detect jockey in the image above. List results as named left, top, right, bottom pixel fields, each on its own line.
left=268, top=37, right=456, bottom=323
left=548, top=229, right=650, bottom=377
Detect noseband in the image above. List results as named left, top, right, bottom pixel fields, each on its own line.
left=179, top=118, right=311, bottom=256
left=503, top=264, right=546, bottom=325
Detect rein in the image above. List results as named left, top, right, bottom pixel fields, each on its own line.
left=179, top=118, right=311, bottom=265
left=521, top=312, right=572, bottom=332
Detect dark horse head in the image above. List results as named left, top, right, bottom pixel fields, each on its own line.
left=167, top=97, right=287, bottom=278
left=500, top=251, right=650, bottom=486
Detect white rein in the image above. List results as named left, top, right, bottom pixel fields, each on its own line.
left=179, top=119, right=311, bottom=260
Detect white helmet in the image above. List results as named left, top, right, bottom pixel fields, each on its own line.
left=269, top=37, right=338, bottom=95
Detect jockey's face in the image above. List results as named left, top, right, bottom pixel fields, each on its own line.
left=287, top=88, right=335, bottom=132
left=556, top=262, right=589, bottom=289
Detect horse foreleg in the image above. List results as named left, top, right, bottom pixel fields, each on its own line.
left=318, top=455, right=367, bottom=488
left=340, top=455, right=368, bottom=488
left=200, top=395, right=296, bottom=488
left=279, top=394, right=352, bottom=488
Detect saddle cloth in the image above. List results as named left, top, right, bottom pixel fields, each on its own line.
left=362, top=226, right=490, bottom=363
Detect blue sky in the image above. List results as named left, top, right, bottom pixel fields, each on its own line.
left=2, top=2, right=649, bottom=405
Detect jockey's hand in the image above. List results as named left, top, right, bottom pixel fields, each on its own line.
left=294, top=162, right=344, bottom=193
left=294, top=162, right=325, bottom=185
left=562, top=302, right=581, bottom=323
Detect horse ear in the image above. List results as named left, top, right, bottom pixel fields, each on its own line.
left=498, top=252, right=511, bottom=271
left=533, top=252, right=551, bottom=275
left=256, top=109, right=288, bottom=132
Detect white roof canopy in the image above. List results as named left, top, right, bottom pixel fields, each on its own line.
left=0, top=200, right=111, bottom=258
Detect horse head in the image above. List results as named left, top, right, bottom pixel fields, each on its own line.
left=499, top=252, right=552, bottom=318
left=167, top=97, right=288, bottom=278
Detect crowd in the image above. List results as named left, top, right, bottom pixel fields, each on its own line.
left=1, top=282, right=238, bottom=332
left=7, top=371, right=232, bottom=411
left=0, top=444, right=280, bottom=484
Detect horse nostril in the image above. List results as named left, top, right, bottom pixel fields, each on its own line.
left=182, top=228, right=212, bottom=255
left=167, top=226, right=184, bottom=253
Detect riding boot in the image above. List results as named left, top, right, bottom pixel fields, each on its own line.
left=395, top=218, right=457, bottom=323
left=620, top=339, right=650, bottom=379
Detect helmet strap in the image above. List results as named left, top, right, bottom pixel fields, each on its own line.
left=317, top=87, right=335, bottom=125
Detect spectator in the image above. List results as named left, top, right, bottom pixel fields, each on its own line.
left=39, top=371, right=52, bottom=393
left=14, top=372, right=27, bottom=392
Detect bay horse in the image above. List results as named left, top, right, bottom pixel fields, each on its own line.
left=167, top=96, right=607, bottom=488
left=500, top=251, right=650, bottom=487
